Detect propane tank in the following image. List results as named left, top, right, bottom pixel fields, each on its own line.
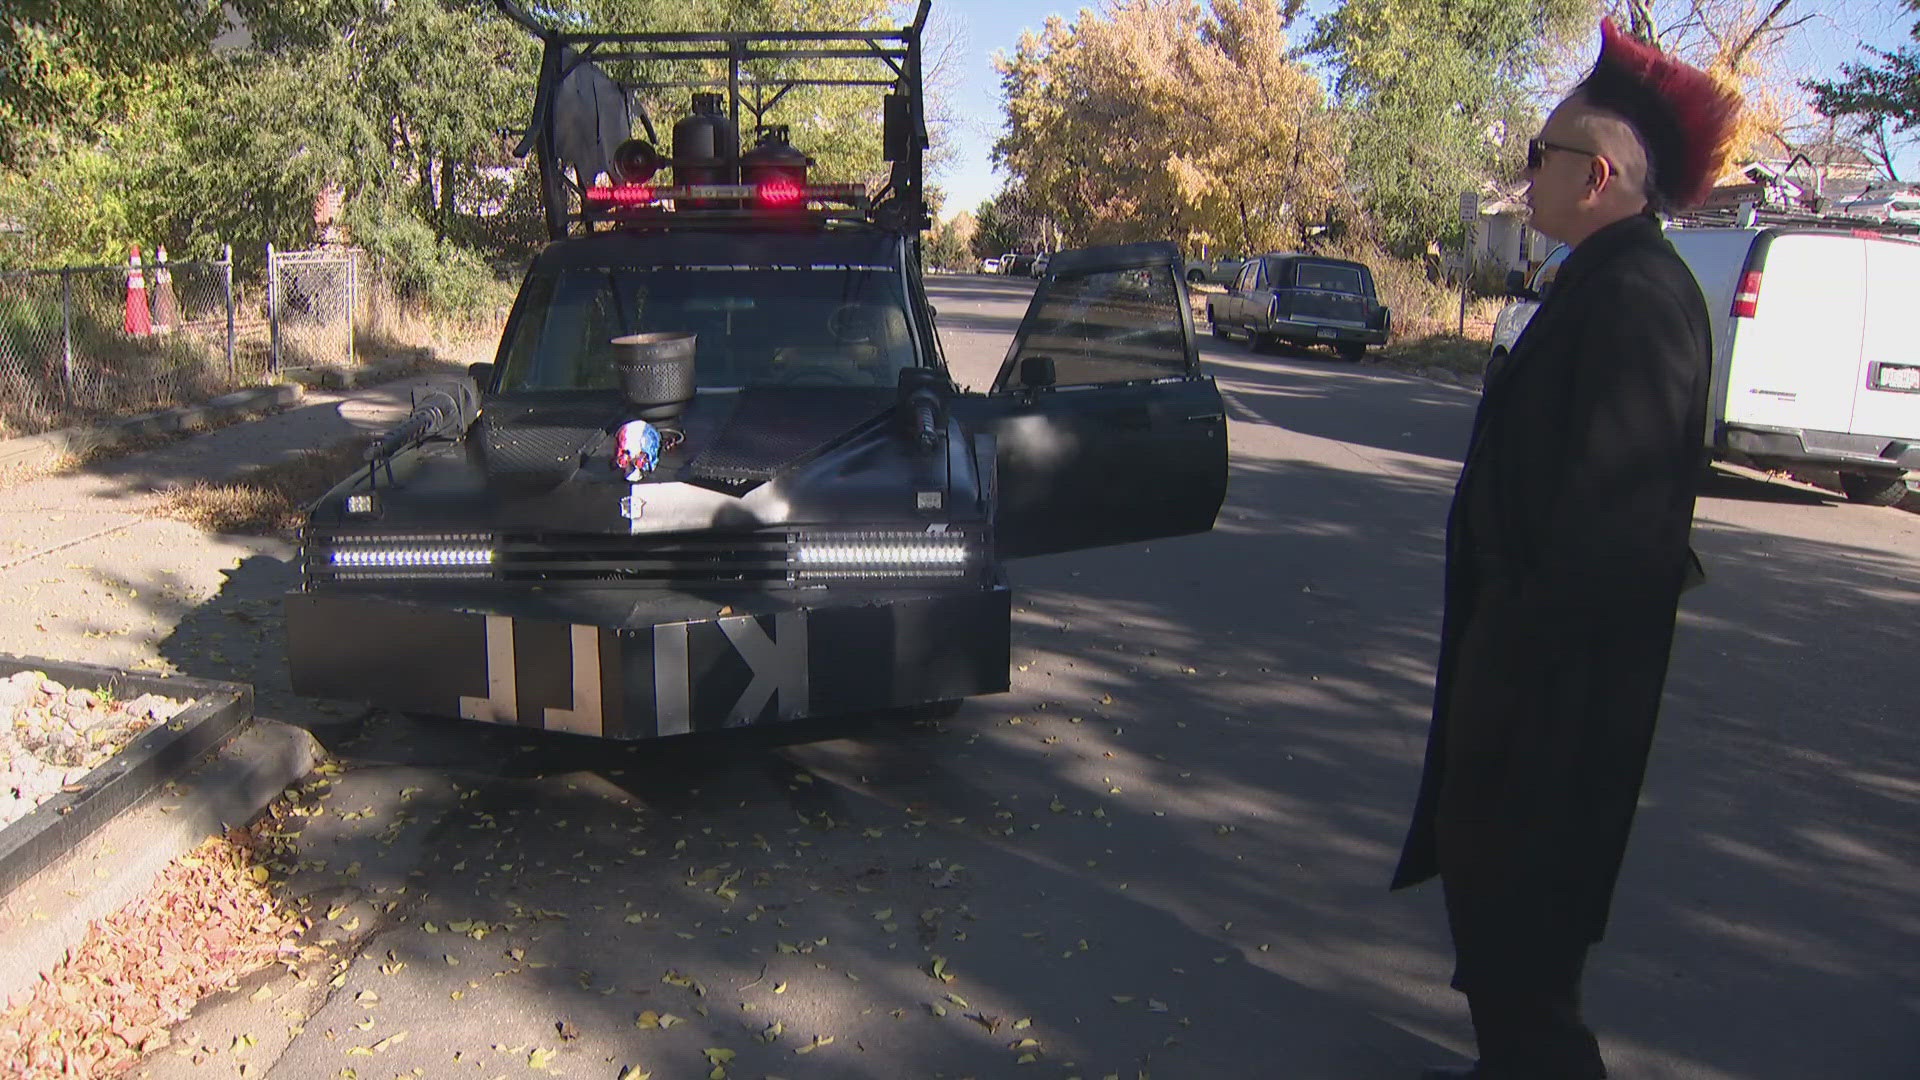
left=741, top=125, right=813, bottom=207
left=672, top=93, right=738, bottom=191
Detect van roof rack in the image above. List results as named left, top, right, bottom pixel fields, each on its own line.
left=1668, top=203, right=1920, bottom=237
left=493, top=0, right=932, bottom=240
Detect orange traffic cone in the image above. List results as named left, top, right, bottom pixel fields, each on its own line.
left=124, top=245, right=152, bottom=337
left=151, top=245, right=181, bottom=334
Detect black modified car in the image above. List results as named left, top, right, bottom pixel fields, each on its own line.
left=285, top=1, right=1227, bottom=741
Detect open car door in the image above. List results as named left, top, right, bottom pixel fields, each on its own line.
left=954, top=241, right=1228, bottom=559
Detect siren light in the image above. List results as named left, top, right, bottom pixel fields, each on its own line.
left=611, top=139, right=667, bottom=185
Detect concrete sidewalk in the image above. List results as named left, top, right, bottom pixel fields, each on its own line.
left=0, top=369, right=461, bottom=730
left=0, top=370, right=467, bottom=1006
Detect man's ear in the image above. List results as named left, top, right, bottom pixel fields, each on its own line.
left=1587, top=154, right=1615, bottom=195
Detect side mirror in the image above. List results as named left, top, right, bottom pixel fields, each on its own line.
left=468, top=362, right=495, bottom=391
left=928, top=305, right=939, bottom=321
left=1504, top=270, right=1538, bottom=301
left=1019, top=355, right=1056, bottom=389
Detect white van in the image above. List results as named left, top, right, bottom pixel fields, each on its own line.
left=1490, top=226, right=1920, bottom=505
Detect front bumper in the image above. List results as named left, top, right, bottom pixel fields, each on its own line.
left=1267, top=319, right=1387, bottom=347
left=287, top=582, right=1011, bottom=740
left=1720, top=423, right=1919, bottom=474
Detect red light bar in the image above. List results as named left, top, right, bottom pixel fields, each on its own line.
left=757, top=177, right=805, bottom=208
left=584, top=184, right=657, bottom=205
left=587, top=183, right=869, bottom=209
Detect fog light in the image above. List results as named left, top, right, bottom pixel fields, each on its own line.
left=345, top=493, right=378, bottom=515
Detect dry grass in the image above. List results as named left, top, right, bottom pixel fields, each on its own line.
left=156, top=435, right=371, bottom=535
left=1380, top=333, right=1496, bottom=377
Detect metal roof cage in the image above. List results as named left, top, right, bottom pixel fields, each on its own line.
left=494, top=0, right=932, bottom=239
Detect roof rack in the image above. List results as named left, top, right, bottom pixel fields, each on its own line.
left=1669, top=202, right=1920, bottom=236
left=493, top=0, right=932, bottom=240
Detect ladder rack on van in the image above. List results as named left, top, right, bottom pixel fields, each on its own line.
left=1668, top=204, right=1920, bottom=238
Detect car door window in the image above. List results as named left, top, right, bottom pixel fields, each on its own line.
left=1233, top=262, right=1258, bottom=293
left=1002, top=264, right=1190, bottom=387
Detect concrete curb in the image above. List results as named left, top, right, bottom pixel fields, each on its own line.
left=279, top=352, right=433, bottom=392
left=0, top=657, right=253, bottom=898
left=0, top=717, right=321, bottom=1012
left=0, top=384, right=305, bottom=472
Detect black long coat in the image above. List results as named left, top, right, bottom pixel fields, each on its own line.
left=1392, top=213, right=1710, bottom=989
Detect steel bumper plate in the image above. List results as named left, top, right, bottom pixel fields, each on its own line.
left=286, top=585, right=1012, bottom=740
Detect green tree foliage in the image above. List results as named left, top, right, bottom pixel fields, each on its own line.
left=1, top=0, right=926, bottom=295
left=924, top=209, right=975, bottom=271
left=968, top=187, right=1054, bottom=259
left=1308, top=0, right=1593, bottom=256
left=0, top=0, right=227, bottom=165
left=993, top=0, right=1342, bottom=252
left=1806, top=0, right=1920, bottom=168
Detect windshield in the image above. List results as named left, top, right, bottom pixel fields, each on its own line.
left=498, top=265, right=919, bottom=391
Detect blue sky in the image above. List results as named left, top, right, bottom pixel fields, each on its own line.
left=923, top=0, right=1919, bottom=218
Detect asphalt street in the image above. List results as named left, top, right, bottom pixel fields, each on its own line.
left=110, top=273, right=1919, bottom=1080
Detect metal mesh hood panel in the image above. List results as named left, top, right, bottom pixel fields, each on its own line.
left=689, top=388, right=893, bottom=483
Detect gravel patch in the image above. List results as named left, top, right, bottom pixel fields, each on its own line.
left=1, top=671, right=188, bottom=831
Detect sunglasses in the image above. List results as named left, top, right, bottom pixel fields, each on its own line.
left=1526, top=137, right=1601, bottom=172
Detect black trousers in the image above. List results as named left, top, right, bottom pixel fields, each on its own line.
left=1441, top=871, right=1608, bottom=1079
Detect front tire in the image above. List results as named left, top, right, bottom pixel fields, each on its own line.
left=1208, top=307, right=1227, bottom=339
left=1839, top=472, right=1910, bottom=506
left=1187, top=269, right=1206, bottom=285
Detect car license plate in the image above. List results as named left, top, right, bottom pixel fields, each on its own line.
left=1316, top=328, right=1337, bottom=339
left=1875, top=363, right=1920, bottom=391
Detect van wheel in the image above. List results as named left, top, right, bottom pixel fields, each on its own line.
left=1838, top=472, right=1910, bottom=506
left=1208, top=308, right=1227, bottom=339
left=1187, top=269, right=1206, bottom=284
left=1338, top=343, right=1366, bottom=362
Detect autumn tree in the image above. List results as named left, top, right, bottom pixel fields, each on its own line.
left=1607, top=0, right=1834, bottom=167
left=1309, top=0, right=1594, bottom=257
left=993, top=0, right=1342, bottom=253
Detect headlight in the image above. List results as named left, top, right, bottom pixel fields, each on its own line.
left=344, top=493, right=379, bottom=516
left=318, top=533, right=497, bottom=580
left=794, top=530, right=974, bottom=581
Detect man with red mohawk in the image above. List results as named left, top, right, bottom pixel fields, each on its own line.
left=1392, top=20, right=1741, bottom=1080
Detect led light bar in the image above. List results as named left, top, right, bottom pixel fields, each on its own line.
left=794, top=530, right=973, bottom=580
left=319, top=533, right=497, bottom=580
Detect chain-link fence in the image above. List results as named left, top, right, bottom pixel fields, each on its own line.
left=0, top=250, right=272, bottom=439
left=269, top=246, right=361, bottom=371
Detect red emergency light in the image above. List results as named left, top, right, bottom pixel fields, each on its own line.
left=756, top=177, right=806, bottom=209
left=584, top=182, right=869, bottom=214
left=585, top=184, right=658, bottom=206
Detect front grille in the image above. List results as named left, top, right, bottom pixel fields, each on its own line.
left=499, top=532, right=795, bottom=586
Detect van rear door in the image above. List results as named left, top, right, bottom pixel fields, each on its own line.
left=1851, top=237, right=1920, bottom=440
left=1664, top=227, right=1762, bottom=435
left=1719, top=233, right=1866, bottom=436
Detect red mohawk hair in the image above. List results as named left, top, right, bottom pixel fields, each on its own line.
left=1576, top=18, right=1743, bottom=210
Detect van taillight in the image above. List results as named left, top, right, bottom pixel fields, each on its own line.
left=1732, top=270, right=1763, bottom=318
